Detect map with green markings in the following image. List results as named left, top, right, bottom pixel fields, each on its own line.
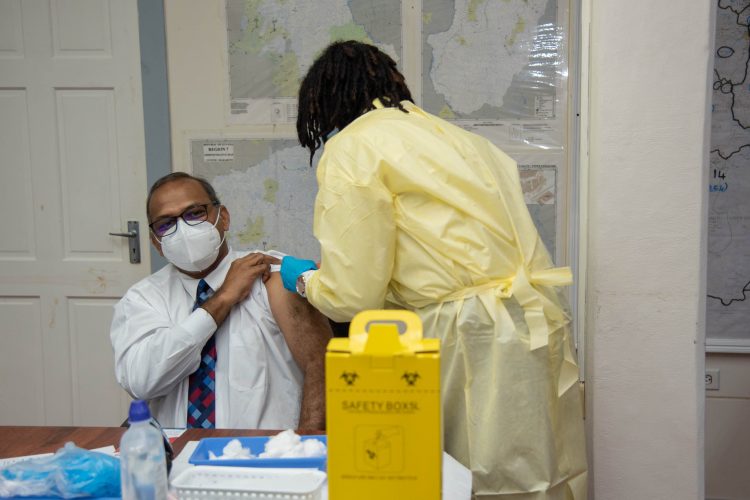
left=192, top=139, right=321, bottom=259
left=226, top=0, right=401, bottom=121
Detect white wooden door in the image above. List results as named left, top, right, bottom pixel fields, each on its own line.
left=0, top=0, right=149, bottom=425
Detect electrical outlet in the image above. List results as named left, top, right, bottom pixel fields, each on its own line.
left=705, top=369, right=720, bottom=390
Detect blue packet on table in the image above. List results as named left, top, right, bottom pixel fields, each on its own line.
left=0, top=442, right=120, bottom=498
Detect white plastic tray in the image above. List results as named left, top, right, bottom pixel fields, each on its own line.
left=171, top=465, right=326, bottom=500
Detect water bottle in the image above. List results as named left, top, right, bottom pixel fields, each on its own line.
left=120, top=400, right=168, bottom=500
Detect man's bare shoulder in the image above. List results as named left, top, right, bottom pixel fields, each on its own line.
left=264, top=271, right=327, bottom=326
left=263, top=271, right=292, bottom=303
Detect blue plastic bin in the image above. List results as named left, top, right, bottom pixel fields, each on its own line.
left=188, top=436, right=327, bottom=471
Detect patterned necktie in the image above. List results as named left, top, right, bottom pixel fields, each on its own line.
left=187, top=279, right=216, bottom=428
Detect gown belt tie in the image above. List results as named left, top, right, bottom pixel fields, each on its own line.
left=439, top=265, right=578, bottom=396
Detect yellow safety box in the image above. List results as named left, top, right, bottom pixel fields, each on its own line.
left=326, top=310, right=441, bottom=500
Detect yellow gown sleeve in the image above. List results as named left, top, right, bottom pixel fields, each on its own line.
left=305, top=147, right=396, bottom=323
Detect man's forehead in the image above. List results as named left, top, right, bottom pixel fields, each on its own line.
left=149, top=179, right=211, bottom=217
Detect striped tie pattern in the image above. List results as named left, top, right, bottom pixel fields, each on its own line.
left=187, top=279, right=216, bottom=428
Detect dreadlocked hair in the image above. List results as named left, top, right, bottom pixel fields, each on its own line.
left=297, top=40, right=413, bottom=164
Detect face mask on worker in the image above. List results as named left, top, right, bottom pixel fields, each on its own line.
left=160, top=210, right=225, bottom=272
left=324, top=127, right=339, bottom=142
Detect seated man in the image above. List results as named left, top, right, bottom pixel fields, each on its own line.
left=110, top=172, right=332, bottom=429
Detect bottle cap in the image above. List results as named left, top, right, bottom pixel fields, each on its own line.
left=128, top=399, right=151, bottom=423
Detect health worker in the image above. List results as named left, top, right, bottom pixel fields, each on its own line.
left=281, top=40, right=587, bottom=499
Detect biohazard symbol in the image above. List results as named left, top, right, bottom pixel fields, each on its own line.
left=401, top=371, right=420, bottom=386
left=340, top=371, right=359, bottom=386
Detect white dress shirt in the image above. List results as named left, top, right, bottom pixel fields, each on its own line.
left=110, top=249, right=303, bottom=429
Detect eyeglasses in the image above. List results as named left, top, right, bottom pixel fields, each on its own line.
left=149, top=202, right=220, bottom=238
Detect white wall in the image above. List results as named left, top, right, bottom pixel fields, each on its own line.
left=585, top=0, right=712, bottom=498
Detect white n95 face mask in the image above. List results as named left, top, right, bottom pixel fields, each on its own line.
left=160, top=210, right=225, bottom=272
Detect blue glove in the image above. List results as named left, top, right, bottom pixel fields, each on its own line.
left=0, top=442, right=120, bottom=498
left=281, top=255, right=318, bottom=292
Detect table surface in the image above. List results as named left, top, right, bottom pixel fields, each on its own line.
left=0, top=427, right=470, bottom=500
left=0, top=426, right=323, bottom=459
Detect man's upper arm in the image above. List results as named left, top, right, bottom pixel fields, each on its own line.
left=264, top=272, right=332, bottom=368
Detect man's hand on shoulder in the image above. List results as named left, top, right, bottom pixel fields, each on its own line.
left=201, top=252, right=280, bottom=327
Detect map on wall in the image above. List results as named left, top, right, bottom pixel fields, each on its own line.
left=707, top=0, right=750, bottom=346
left=519, top=163, right=558, bottom=259
left=422, top=0, right=565, bottom=148
left=192, top=138, right=321, bottom=259
left=225, top=0, right=401, bottom=123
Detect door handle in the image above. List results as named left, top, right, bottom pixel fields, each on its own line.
left=109, top=220, right=141, bottom=264
left=108, top=231, right=137, bottom=238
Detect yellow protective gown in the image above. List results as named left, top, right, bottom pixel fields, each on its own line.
left=306, top=100, right=587, bottom=499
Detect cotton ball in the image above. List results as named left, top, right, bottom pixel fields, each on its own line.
left=209, top=438, right=253, bottom=460
left=260, top=429, right=302, bottom=458
left=301, top=438, right=326, bottom=457
left=229, top=439, right=253, bottom=458
left=259, top=430, right=326, bottom=458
